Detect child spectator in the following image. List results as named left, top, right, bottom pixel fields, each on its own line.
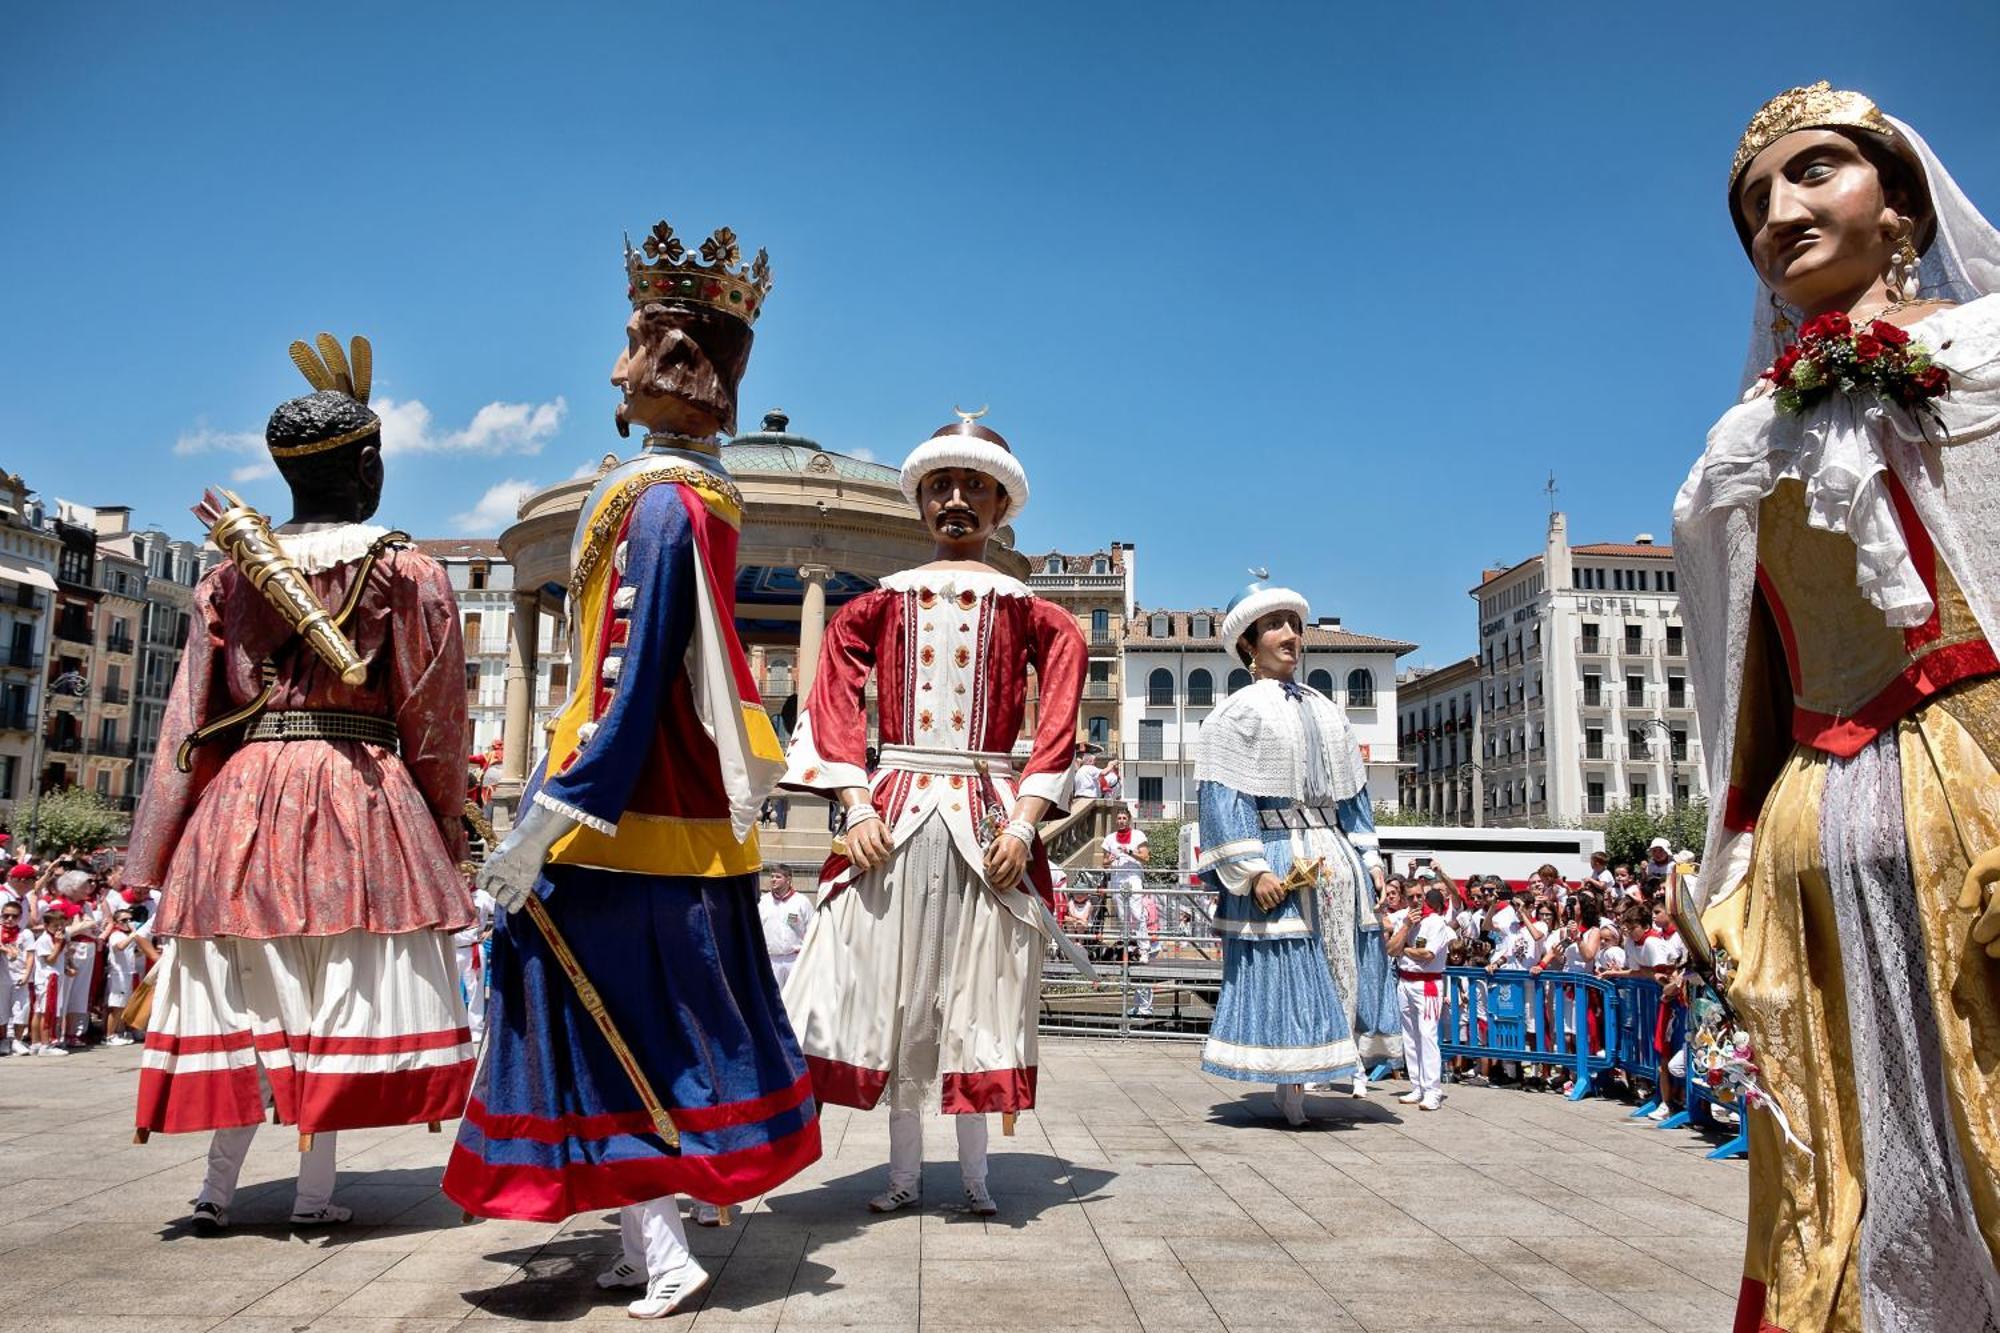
left=102, top=908, right=144, bottom=1045
left=1, top=897, right=29, bottom=1055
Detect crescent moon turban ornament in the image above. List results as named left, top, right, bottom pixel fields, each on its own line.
left=953, top=404, right=990, bottom=425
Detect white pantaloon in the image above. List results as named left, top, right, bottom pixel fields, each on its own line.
left=61, top=943, right=95, bottom=1016
left=887, top=1107, right=989, bottom=1191
left=619, top=1195, right=693, bottom=1280
left=197, top=1124, right=337, bottom=1213
left=1397, top=979, right=1443, bottom=1099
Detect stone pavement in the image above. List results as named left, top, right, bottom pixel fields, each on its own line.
left=0, top=1038, right=1746, bottom=1332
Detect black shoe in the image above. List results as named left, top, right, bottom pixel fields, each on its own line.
left=190, top=1200, right=227, bottom=1234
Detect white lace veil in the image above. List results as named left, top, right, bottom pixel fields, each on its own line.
left=1737, top=116, right=2000, bottom=391
left=1683, top=112, right=2000, bottom=910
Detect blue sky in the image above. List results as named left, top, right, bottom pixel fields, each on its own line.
left=5, top=3, right=1997, bottom=664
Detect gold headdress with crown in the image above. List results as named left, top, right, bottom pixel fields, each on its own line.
left=270, top=333, right=379, bottom=458
left=624, top=220, right=772, bottom=323
left=1729, top=82, right=1893, bottom=190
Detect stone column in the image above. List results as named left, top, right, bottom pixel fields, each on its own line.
left=795, top=564, right=832, bottom=700
left=501, top=590, right=540, bottom=783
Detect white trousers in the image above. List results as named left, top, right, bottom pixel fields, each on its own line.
left=770, top=953, right=798, bottom=989
left=1110, top=875, right=1154, bottom=956
left=1397, top=980, right=1443, bottom=1098
left=0, top=970, right=26, bottom=1029
left=456, top=946, right=486, bottom=1041
left=619, top=1195, right=693, bottom=1280
left=61, top=943, right=95, bottom=1015
left=197, top=1124, right=337, bottom=1213
left=888, top=1107, right=988, bottom=1191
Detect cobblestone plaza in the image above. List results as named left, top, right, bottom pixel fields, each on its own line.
left=0, top=1039, right=1743, bottom=1332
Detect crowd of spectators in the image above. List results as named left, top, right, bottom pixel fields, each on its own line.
left=0, top=845, right=158, bottom=1058
left=1392, top=841, right=1696, bottom=1116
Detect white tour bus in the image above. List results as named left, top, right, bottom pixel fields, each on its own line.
left=1374, top=825, right=1605, bottom=886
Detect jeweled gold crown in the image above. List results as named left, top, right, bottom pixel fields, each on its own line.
left=624, top=220, right=772, bottom=324
left=1730, top=81, right=1892, bottom=189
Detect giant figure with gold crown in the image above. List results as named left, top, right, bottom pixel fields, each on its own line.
left=1677, top=84, right=2000, bottom=1332
left=443, top=221, right=815, bottom=1320
left=127, top=337, right=477, bottom=1230
left=780, top=411, right=1087, bottom=1217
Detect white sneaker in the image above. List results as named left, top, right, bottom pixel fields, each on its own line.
left=1419, top=1093, right=1443, bottom=1112
left=1647, top=1104, right=1673, bottom=1122
left=38, top=1043, right=67, bottom=1057
left=1396, top=1089, right=1422, bottom=1105
left=289, top=1204, right=352, bottom=1227
left=1350, top=1073, right=1369, bottom=1098
left=963, top=1182, right=997, bottom=1216
left=9, top=1038, right=26, bottom=1056
left=868, top=1185, right=919, bottom=1213
left=691, top=1202, right=724, bottom=1227
left=627, top=1261, right=709, bottom=1320
left=596, top=1258, right=645, bottom=1290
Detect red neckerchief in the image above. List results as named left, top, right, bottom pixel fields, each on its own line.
left=0, top=923, right=17, bottom=945
left=119, top=887, right=144, bottom=906
left=1115, top=829, right=1134, bottom=847
left=770, top=886, right=796, bottom=903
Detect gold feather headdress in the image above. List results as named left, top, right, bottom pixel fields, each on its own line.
left=270, top=332, right=380, bottom=458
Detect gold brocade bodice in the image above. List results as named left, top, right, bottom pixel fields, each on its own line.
left=1753, top=476, right=1998, bottom=757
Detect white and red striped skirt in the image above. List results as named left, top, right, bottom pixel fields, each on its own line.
left=137, top=929, right=474, bottom=1136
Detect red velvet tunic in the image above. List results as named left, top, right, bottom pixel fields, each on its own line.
left=128, top=538, right=473, bottom=940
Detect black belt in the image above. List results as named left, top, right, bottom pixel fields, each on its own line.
left=241, top=710, right=398, bottom=750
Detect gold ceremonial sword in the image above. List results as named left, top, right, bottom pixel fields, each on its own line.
left=461, top=804, right=693, bottom=1156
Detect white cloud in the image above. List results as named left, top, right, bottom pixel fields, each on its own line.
left=175, top=394, right=568, bottom=465
left=174, top=424, right=263, bottom=457
left=451, top=479, right=538, bottom=534
left=850, top=446, right=877, bottom=462
left=229, top=462, right=277, bottom=483
left=377, top=395, right=567, bottom=457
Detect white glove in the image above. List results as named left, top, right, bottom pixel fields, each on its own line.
left=479, top=802, right=574, bottom=914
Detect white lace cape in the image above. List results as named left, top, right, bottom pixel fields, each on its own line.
left=1191, top=678, right=1367, bottom=803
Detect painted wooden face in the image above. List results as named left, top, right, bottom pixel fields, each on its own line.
left=1736, top=129, right=1903, bottom=312
left=610, top=302, right=752, bottom=438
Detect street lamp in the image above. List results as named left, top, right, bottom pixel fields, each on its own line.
left=1643, top=717, right=1678, bottom=811
left=1457, top=762, right=1483, bottom=829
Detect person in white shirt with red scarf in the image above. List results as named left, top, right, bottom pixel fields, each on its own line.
left=0, top=897, right=30, bottom=1056
left=1101, top=807, right=1155, bottom=1012
left=1387, top=887, right=1454, bottom=1110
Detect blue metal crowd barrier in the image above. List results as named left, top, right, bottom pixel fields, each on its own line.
left=1431, top=967, right=1748, bottom=1160
left=1437, top=968, right=1622, bottom=1101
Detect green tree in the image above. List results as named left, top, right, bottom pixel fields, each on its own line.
left=26, top=786, right=131, bottom=859
left=1586, top=799, right=1710, bottom=868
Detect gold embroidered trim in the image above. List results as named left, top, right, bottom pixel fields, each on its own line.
left=267, top=419, right=381, bottom=459
left=566, top=466, right=743, bottom=605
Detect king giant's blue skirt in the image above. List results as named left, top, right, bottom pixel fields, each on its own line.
left=443, top=866, right=821, bottom=1221
left=1201, top=935, right=1362, bottom=1085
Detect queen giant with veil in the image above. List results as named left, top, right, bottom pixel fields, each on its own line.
left=1676, top=85, right=2000, bottom=1333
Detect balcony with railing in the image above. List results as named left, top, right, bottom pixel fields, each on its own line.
left=49, top=734, right=83, bottom=753
left=1082, top=681, right=1117, bottom=701
left=1087, top=633, right=1120, bottom=653
left=1659, top=637, right=1686, bottom=660
left=0, top=704, right=29, bottom=732
left=1575, top=634, right=1608, bottom=659
left=48, top=690, right=84, bottom=713
left=88, top=736, right=138, bottom=760
left=1125, top=739, right=1170, bottom=763
left=2, top=643, right=38, bottom=672
left=10, top=585, right=43, bottom=613
left=105, top=632, right=136, bottom=657
left=101, top=684, right=129, bottom=706
left=1579, top=689, right=1608, bottom=712
left=1581, top=739, right=1621, bottom=764
left=53, top=616, right=92, bottom=647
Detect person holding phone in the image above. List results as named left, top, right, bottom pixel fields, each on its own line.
left=1388, top=887, right=1454, bottom=1110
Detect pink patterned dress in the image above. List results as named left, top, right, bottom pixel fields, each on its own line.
left=127, top=524, right=476, bottom=1137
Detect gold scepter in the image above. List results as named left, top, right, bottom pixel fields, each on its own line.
left=459, top=803, right=724, bottom=1222
left=193, top=489, right=368, bottom=685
